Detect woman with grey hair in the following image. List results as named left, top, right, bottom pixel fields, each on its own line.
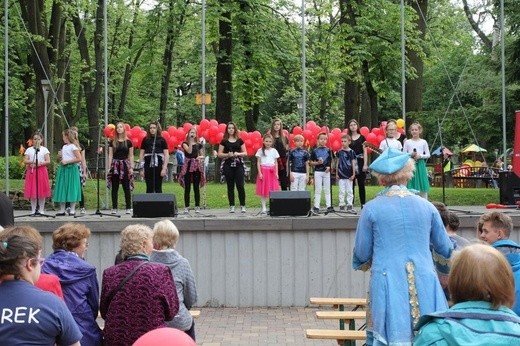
left=100, top=224, right=179, bottom=345
left=353, top=148, right=453, bottom=346
left=151, top=219, right=198, bottom=341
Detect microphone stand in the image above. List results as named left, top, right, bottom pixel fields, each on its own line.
left=16, top=145, right=54, bottom=218
left=76, top=123, right=120, bottom=218
left=151, top=123, right=158, bottom=193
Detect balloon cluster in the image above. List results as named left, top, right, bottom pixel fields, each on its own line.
left=103, top=118, right=406, bottom=154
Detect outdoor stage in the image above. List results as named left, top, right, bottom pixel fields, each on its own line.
left=13, top=206, right=520, bottom=308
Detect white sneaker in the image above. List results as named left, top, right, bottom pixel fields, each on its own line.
left=195, top=206, right=201, bottom=213
left=111, top=209, right=117, bottom=214
left=66, top=207, right=71, bottom=215
left=80, top=208, right=86, bottom=215
left=126, top=209, right=132, bottom=214
left=241, top=206, right=246, bottom=213
left=184, top=207, right=189, bottom=214
left=230, top=206, right=235, bottom=213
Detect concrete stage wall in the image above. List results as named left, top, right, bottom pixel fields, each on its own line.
left=26, top=211, right=520, bottom=307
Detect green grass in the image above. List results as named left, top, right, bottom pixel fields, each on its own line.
left=2, top=179, right=500, bottom=210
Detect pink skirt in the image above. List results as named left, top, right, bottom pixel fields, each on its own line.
left=256, top=165, right=280, bottom=197
left=24, top=166, right=51, bottom=199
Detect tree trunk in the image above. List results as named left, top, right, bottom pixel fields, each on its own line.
left=405, top=0, right=427, bottom=113
left=215, top=6, right=233, bottom=125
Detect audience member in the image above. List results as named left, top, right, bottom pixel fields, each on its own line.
left=100, top=224, right=179, bottom=345
left=353, top=148, right=453, bottom=345
left=0, top=235, right=82, bottom=345
left=0, top=191, right=14, bottom=228
left=415, top=244, right=520, bottom=345
left=0, top=225, right=64, bottom=299
left=151, top=220, right=198, bottom=341
left=447, top=211, right=470, bottom=249
left=42, top=223, right=102, bottom=346
left=477, top=212, right=520, bottom=316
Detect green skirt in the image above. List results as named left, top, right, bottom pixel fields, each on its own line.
left=53, top=164, right=82, bottom=202
left=407, top=159, right=430, bottom=193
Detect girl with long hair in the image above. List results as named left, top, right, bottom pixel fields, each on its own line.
left=139, top=121, right=169, bottom=193
left=347, top=119, right=368, bottom=208
left=23, top=132, right=51, bottom=214
left=218, top=122, right=247, bottom=213
left=179, top=126, right=205, bottom=214
left=269, top=119, right=289, bottom=190
left=108, top=122, right=134, bottom=214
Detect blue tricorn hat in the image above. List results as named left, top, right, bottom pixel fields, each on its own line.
left=369, top=148, right=411, bottom=174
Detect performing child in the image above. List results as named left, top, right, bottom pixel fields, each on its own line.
left=310, top=132, right=333, bottom=213
left=218, top=122, right=247, bottom=213
left=270, top=118, right=289, bottom=190
left=347, top=119, right=368, bottom=208
left=23, top=132, right=51, bottom=215
left=288, top=134, right=310, bottom=191
left=107, top=122, right=134, bottom=214
left=53, top=128, right=82, bottom=216
left=379, top=120, right=403, bottom=151
left=139, top=121, right=169, bottom=193
left=336, top=134, right=357, bottom=212
left=179, top=126, right=205, bottom=214
left=255, top=134, right=280, bottom=214
left=403, top=121, right=430, bottom=199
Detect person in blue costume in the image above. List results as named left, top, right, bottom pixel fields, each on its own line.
left=477, top=211, right=520, bottom=316
left=415, top=244, right=520, bottom=345
left=352, top=148, right=453, bottom=346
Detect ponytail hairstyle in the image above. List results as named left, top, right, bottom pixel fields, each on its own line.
left=0, top=235, right=40, bottom=280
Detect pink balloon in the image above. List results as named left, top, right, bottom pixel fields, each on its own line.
left=132, top=327, right=196, bottom=346
left=360, top=126, right=369, bottom=137
left=292, top=126, right=303, bottom=135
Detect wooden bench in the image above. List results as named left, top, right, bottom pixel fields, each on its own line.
left=190, top=310, right=201, bottom=318
left=310, top=297, right=367, bottom=308
left=316, top=310, right=367, bottom=333
left=306, top=329, right=366, bottom=341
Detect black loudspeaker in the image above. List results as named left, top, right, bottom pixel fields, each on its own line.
left=499, top=171, right=520, bottom=205
left=269, top=191, right=311, bottom=216
left=133, top=193, right=177, bottom=218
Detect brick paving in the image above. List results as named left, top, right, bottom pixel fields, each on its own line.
left=195, top=307, right=356, bottom=345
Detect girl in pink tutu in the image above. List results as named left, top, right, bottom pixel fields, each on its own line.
left=23, top=132, right=51, bottom=215
left=255, top=134, right=280, bottom=214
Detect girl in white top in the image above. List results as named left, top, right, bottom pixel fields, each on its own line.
left=255, top=134, right=280, bottom=214
left=403, top=122, right=431, bottom=199
left=23, top=132, right=51, bottom=214
left=379, top=122, right=403, bottom=151
left=52, top=129, right=82, bottom=216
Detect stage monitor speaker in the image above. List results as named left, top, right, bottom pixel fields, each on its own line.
left=133, top=193, right=177, bottom=218
left=269, top=191, right=311, bottom=216
left=499, top=171, right=520, bottom=205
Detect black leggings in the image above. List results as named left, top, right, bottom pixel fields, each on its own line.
left=111, top=173, right=131, bottom=209
left=354, top=158, right=366, bottom=205
left=144, top=157, right=164, bottom=193
left=184, top=171, right=201, bottom=207
left=223, top=165, right=246, bottom=206
left=278, top=167, right=288, bottom=190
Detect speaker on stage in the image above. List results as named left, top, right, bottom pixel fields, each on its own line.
left=269, top=191, right=311, bottom=216
left=499, top=171, right=520, bottom=205
left=133, top=193, right=177, bottom=218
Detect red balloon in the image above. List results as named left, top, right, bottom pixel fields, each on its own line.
left=321, top=126, right=329, bottom=133
left=302, top=129, right=312, bottom=140
left=306, top=121, right=317, bottom=129
left=218, top=123, right=227, bottom=133
left=292, top=126, right=303, bottom=135
left=331, top=140, right=341, bottom=152
left=209, top=119, right=218, bottom=127
left=376, top=135, right=385, bottom=146
left=360, top=126, right=369, bottom=137
left=103, top=126, right=115, bottom=139
left=201, top=129, right=209, bottom=140
left=372, top=128, right=381, bottom=136
left=176, top=128, right=185, bottom=141
left=133, top=327, right=196, bottom=346
left=199, top=118, right=210, bottom=132
left=124, top=123, right=131, bottom=132
left=282, top=129, right=289, bottom=138
left=161, top=131, right=170, bottom=140
left=366, top=133, right=376, bottom=144
left=209, top=126, right=219, bottom=138
left=331, top=128, right=341, bottom=135
left=167, top=126, right=177, bottom=137
left=182, top=123, right=193, bottom=133
left=251, top=131, right=261, bottom=140
left=240, top=131, right=249, bottom=141
left=131, top=137, right=140, bottom=148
